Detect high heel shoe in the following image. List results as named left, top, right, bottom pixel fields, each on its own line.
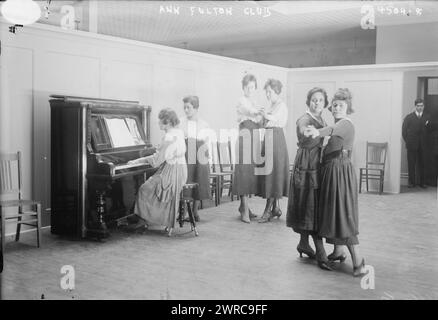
left=316, top=251, right=332, bottom=271
left=258, top=211, right=272, bottom=223
left=327, top=252, right=347, bottom=263
left=271, top=207, right=282, bottom=219
left=296, top=245, right=315, bottom=259
left=353, top=259, right=367, bottom=277
left=317, top=259, right=333, bottom=271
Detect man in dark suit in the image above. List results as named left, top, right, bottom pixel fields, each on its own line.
left=402, top=98, right=430, bottom=188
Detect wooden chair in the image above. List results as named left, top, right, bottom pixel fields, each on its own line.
left=210, top=140, right=234, bottom=206
left=359, top=142, right=388, bottom=195
left=0, top=152, right=42, bottom=251
left=216, top=139, right=234, bottom=200
left=209, top=139, right=234, bottom=206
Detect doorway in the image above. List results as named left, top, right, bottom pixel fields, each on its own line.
left=419, top=77, right=438, bottom=186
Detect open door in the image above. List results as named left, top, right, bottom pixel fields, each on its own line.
left=423, top=77, right=438, bottom=186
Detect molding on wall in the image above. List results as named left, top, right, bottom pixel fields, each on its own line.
left=289, top=61, right=438, bottom=72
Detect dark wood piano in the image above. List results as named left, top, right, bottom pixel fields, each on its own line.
left=50, top=95, right=156, bottom=239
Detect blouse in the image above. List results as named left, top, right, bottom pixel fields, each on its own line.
left=129, top=128, right=186, bottom=167
left=236, top=96, right=262, bottom=124
left=179, top=116, right=211, bottom=142
left=296, top=111, right=326, bottom=149
left=264, top=100, right=288, bottom=128
left=318, top=118, right=355, bottom=154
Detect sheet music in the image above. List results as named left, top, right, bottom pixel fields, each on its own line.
left=125, top=118, right=144, bottom=145
left=104, top=118, right=136, bottom=148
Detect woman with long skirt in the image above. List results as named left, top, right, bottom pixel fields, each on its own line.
left=232, top=74, right=262, bottom=223
left=130, top=109, right=187, bottom=233
left=286, top=87, right=331, bottom=270
left=180, top=95, right=211, bottom=222
left=257, top=79, right=290, bottom=223
left=305, top=88, right=367, bottom=276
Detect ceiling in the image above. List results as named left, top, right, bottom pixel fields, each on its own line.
left=30, top=0, right=438, bottom=53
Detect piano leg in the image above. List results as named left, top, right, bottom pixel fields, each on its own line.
left=87, top=190, right=110, bottom=240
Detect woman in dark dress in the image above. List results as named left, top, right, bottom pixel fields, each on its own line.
left=286, top=87, right=331, bottom=270
left=232, top=74, right=262, bottom=223
left=257, top=79, right=290, bottom=223
left=305, top=88, right=366, bottom=276
left=180, top=96, right=211, bottom=222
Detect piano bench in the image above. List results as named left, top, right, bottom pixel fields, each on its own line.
left=177, top=183, right=199, bottom=237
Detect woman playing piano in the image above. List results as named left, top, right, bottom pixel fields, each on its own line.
left=129, top=108, right=187, bottom=231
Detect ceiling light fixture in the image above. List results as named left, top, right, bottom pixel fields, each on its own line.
left=1, top=0, right=41, bottom=26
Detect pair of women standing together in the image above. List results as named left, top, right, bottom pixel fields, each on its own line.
left=232, top=74, right=289, bottom=223
left=287, top=87, right=366, bottom=277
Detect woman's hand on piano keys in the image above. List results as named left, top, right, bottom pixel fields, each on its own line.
left=127, top=159, right=139, bottom=165
left=128, top=155, right=155, bottom=166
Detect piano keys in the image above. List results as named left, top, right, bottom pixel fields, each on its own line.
left=50, top=95, right=156, bottom=239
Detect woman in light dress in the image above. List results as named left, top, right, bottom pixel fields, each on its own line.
left=130, top=108, right=187, bottom=234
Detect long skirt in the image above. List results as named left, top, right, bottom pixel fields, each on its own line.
left=318, top=151, right=359, bottom=245
left=232, top=120, right=262, bottom=196
left=257, top=127, right=290, bottom=198
left=134, top=162, right=187, bottom=228
left=286, top=146, right=321, bottom=234
left=184, top=138, right=211, bottom=200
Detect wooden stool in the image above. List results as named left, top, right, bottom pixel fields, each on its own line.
left=175, top=183, right=199, bottom=237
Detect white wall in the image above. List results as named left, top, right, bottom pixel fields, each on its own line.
left=287, top=66, right=406, bottom=194
left=208, top=30, right=376, bottom=68
left=376, top=22, right=438, bottom=64
left=0, top=21, right=287, bottom=229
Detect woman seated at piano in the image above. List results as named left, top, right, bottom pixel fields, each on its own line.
left=128, top=108, right=187, bottom=230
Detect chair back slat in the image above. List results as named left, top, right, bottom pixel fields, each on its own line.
left=209, top=140, right=220, bottom=173
left=217, top=139, right=233, bottom=172
left=0, top=152, right=21, bottom=195
left=366, top=142, right=388, bottom=170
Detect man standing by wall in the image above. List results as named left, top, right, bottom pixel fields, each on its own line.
left=402, top=98, right=430, bottom=188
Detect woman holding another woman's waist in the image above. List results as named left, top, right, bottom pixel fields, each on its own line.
left=305, top=88, right=367, bottom=277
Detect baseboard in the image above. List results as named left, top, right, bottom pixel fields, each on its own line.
left=5, top=225, right=50, bottom=238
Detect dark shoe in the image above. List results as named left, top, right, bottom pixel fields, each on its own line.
left=271, top=207, right=282, bottom=219
left=297, top=245, right=316, bottom=259
left=328, top=252, right=347, bottom=263
left=317, top=259, right=333, bottom=271
left=419, top=184, right=427, bottom=189
left=408, top=184, right=415, bottom=188
left=258, top=211, right=272, bottom=223
left=353, top=259, right=367, bottom=277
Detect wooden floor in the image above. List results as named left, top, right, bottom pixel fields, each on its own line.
left=1, top=187, right=437, bottom=300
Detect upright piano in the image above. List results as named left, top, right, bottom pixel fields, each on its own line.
left=50, top=95, right=156, bottom=239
